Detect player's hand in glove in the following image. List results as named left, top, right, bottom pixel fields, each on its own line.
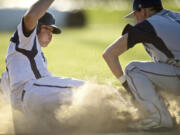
left=118, top=75, right=127, bottom=88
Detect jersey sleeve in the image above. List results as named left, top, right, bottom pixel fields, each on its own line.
left=16, top=18, right=38, bottom=50
left=122, top=20, right=174, bottom=58
left=122, top=20, right=158, bottom=49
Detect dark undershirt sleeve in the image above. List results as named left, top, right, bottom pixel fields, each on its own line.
left=122, top=20, right=174, bottom=58
left=122, top=20, right=157, bottom=48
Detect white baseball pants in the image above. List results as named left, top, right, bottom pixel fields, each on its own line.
left=21, top=76, right=85, bottom=120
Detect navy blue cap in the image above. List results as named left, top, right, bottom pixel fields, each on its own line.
left=38, top=12, right=61, bottom=34
left=125, top=0, right=163, bottom=18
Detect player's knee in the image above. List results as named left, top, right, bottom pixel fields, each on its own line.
left=125, top=61, right=141, bottom=75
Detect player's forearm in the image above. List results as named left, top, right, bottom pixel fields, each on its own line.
left=103, top=54, right=124, bottom=78
left=24, top=0, right=55, bottom=31
left=103, top=34, right=128, bottom=78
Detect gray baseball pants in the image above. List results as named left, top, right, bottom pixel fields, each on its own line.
left=125, top=61, right=180, bottom=126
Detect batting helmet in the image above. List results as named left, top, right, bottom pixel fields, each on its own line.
left=37, top=12, right=61, bottom=34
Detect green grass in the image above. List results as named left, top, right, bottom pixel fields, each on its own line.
left=6, top=5, right=180, bottom=83
left=2, top=3, right=179, bottom=83
left=0, top=25, right=150, bottom=84
left=0, top=32, right=12, bottom=74
left=0, top=8, right=152, bottom=84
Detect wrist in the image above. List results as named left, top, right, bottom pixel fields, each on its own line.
left=118, top=75, right=126, bottom=84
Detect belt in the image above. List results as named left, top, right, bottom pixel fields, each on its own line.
left=21, top=90, right=26, bottom=101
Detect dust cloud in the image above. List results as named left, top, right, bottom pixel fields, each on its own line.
left=0, top=81, right=180, bottom=134
left=0, top=93, right=14, bottom=134
left=160, top=91, right=180, bottom=124
left=55, top=81, right=139, bottom=133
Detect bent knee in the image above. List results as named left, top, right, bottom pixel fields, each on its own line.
left=125, top=61, right=142, bottom=74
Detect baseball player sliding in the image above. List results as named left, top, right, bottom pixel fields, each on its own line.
left=103, top=0, right=180, bottom=131
left=0, top=0, right=84, bottom=128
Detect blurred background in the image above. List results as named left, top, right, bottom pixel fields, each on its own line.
left=0, top=1, right=180, bottom=134
left=0, top=0, right=180, bottom=83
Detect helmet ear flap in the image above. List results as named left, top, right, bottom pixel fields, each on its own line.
left=37, top=23, right=42, bottom=34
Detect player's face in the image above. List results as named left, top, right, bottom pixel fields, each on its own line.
left=38, top=25, right=53, bottom=47
left=134, top=8, right=148, bottom=24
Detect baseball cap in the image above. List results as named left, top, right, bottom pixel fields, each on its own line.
left=125, top=0, right=163, bottom=18
left=38, top=12, right=61, bottom=34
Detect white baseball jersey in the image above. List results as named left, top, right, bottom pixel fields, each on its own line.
left=6, top=18, right=52, bottom=91
left=4, top=18, right=85, bottom=111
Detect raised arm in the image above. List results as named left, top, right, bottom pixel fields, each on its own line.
left=23, top=0, right=55, bottom=33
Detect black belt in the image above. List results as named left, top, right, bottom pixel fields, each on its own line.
left=21, top=90, right=26, bottom=101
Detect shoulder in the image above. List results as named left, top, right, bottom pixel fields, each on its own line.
left=124, top=20, right=158, bottom=49
left=21, top=17, right=36, bottom=37
left=122, top=20, right=155, bottom=36
left=134, top=20, right=155, bottom=34
left=9, top=17, right=38, bottom=50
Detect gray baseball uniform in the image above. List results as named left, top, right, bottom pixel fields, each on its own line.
left=123, top=9, right=180, bottom=127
